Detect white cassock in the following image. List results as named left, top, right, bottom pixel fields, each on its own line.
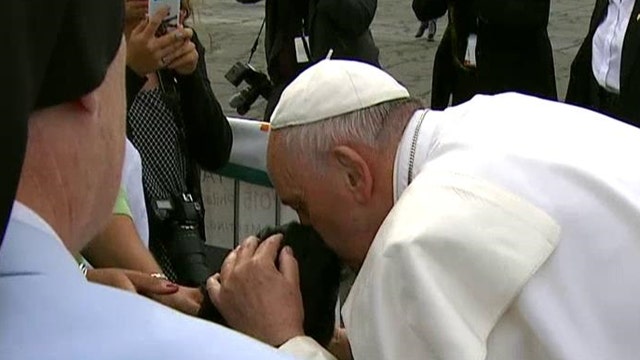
left=0, top=201, right=296, bottom=360
left=338, top=93, right=640, bottom=360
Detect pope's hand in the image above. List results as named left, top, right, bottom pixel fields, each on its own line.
left=206, top=234, right=305, bottom=346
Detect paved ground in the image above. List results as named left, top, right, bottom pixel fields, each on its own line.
left=192, top=0, right=595, bottom=120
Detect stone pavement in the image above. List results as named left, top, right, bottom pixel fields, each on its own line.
left=192, top=0, right=596, bottom=120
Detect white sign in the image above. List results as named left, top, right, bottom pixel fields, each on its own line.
left=202, top=118, right=298, bottom=249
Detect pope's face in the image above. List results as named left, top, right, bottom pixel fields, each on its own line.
left=267, top=133, right=369, bottom=268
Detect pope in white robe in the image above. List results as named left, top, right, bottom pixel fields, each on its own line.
left=340, top=92, right=640, bottom=360
left=208, top=59, right=640, bottom=360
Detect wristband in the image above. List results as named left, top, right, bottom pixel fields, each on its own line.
left=150, top=272, right=169, bottom=280
left=79, top=262, right=88, bottom=277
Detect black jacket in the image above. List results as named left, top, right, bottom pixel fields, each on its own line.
left=262, top=0, right=379, bottom=119
left=413, top=0, right=557, bottom=109
left=125, top=29, right=232, bottom=219
left=565, top=0, right=640, bottom=127
left=126, top=31, right=232, bottom=173
left=264, top=0, right=379, bottom=85
left=125, top=29, right=232, bottom=285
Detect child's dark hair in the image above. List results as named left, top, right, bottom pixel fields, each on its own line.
left=198, top=222, right=341, bottom=346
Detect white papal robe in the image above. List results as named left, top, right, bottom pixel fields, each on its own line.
left=268, top=93, right=640, bottom=360
left=340, top=93, right=640, bottom=360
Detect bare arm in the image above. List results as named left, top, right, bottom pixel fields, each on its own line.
left=83, top=214, right=162, bottom=273
left=83, top=213, right=204, bottom=316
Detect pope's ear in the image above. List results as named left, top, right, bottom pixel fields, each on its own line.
left=331, top=145, right=373, bottom=203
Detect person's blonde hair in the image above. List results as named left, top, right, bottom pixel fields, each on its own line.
left=181, top=0, right=193, bottom=21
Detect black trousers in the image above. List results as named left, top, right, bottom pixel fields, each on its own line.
left=581, top=75, right=632, bottom=126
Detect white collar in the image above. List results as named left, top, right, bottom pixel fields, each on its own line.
left=0, top=201, right=81, bottom=278
left=10, top=201, right=62, bottom=243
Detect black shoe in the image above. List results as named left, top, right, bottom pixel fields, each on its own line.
left=427, top=20, right=436, bottom=41
left=415, top=23, right=427, bottom=38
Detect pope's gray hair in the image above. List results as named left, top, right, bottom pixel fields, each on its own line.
left=273, top=97, right=423, bottom=167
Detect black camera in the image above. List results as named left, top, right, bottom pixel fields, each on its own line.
left=152, top=193, right=212, bottom=286
left=225, top=61, right=273, bottom=115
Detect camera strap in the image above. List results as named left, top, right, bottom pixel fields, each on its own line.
left=157, top=71, right=188, bottom=162
left=156, top=69, right=201, bottom=200
left=248, top=18, right=266, bottom=64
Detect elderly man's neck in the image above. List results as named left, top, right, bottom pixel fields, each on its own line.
left=16, top=175, right=83, bottom=254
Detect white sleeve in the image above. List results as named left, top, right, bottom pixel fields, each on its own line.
left=278, top=336, right=337, bottom=360
left=122, top=139, right=149, bottom=247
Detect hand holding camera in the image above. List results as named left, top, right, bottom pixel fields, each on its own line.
left=126, top=6, right=198, bottom=77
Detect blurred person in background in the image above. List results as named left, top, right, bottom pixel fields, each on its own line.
left=566, top=0, right=640, bottom=127
left=413, top=0, right=557, bottom=109
left=414, top=19, right=437, bottom=41
left=236, top=0, right=380, bottom=119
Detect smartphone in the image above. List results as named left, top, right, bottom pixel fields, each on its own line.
left=148, top=0, right=181, bottom=33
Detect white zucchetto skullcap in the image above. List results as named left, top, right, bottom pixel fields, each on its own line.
left=269, top=59, right=410, bottom=129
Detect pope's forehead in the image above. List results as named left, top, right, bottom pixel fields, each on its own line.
left=267, top=130, right=303, bottom=158
left=267, top=133, right=299, bottom=176
left=267, top=149, right=304, bottom=205
left=267, top=131, right=286, bottom=164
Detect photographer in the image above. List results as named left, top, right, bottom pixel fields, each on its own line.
left=125, top=1, right=232, bottom=287
left=235, top=0, right=380, bottom=118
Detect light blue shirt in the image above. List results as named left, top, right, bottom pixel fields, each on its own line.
left=0, top=201, right=294, bottom=360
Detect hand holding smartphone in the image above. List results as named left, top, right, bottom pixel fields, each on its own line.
left=148, top=0, right=181, bottom=34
